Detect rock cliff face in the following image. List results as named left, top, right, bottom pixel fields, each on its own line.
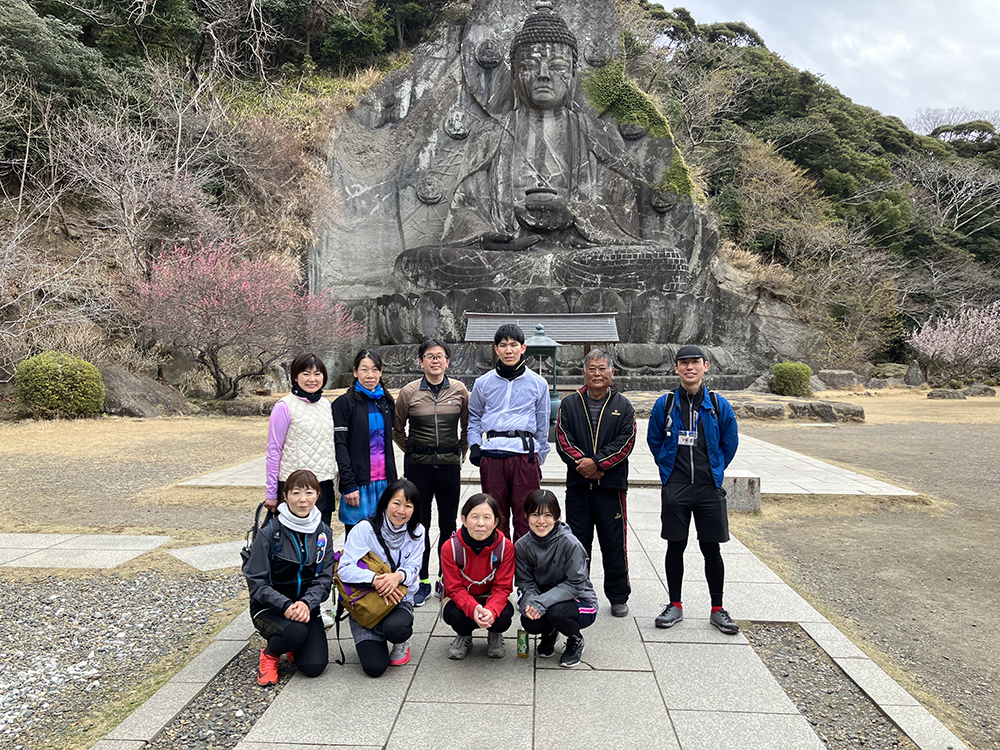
left=313, top=0, right=819, bottom=379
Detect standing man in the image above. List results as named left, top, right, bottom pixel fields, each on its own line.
left=555, top=349, right=636, bottom=617
left=646, top=345, right=741, bottom=634
left=468, top=324, right=551, bottom=541
left=393, top=340, right=470, bottom=607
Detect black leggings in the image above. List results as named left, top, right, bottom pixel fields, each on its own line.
left=406, top=462, right=461, bottom=580
left=443, top=599, right=514, bottom=636
left=665, top=537, right=725, bottom=607
left=355, top=606, right=414, bottom=678
left=253, top=608, right=328, bottom=677
left=519, top=599, right=595, bottom=639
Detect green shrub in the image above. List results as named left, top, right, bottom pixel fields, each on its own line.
left=14, top=352, right=105, bottom=418
left=771, top=361, right=812, bottom=397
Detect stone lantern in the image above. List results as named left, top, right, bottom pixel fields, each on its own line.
left=524, top=323, right=562, bottom=427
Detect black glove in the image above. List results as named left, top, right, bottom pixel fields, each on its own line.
left=469, top=445, right=482, bottom=467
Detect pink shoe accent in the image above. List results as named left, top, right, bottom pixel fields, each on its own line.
left=389, top=646, right=411, bottom=666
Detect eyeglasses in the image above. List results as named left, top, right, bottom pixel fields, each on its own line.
left=422, top=354, right=447, bottom=362
left=585, top=367, right=611, bottom=374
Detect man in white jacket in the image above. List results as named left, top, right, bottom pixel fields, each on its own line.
left=468, top=324, right=551, bottom=541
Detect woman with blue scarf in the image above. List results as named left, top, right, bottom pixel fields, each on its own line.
left=333, top=349, right=397, bottom=536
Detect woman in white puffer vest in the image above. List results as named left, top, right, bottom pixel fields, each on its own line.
left=265, top=353, right=337, bottom=525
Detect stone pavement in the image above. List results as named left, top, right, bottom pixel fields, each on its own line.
left=91, top=480, right=966, bottom=750
left=0, top=533, right=168, bottom=568
left=11, top=421, right=956, bottom=749
left=182, top=420, right=917, bottom=497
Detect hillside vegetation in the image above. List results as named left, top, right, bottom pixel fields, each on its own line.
left=2, top=0, right=998, bottom=384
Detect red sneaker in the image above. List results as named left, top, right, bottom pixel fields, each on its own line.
left=286, top=652, right=295, bottom=665
left=257, top=649, right=280, bottom=686
left=388, top=641, right=411, bottom=666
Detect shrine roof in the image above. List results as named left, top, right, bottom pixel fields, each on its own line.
left=464, top=312, right=620, bottom=344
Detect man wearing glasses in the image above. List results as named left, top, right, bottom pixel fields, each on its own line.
left=554, top=348, right=637, bottom=617
left=393, top=339, right=470, bottom=607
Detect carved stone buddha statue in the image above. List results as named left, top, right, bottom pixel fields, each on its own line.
left=393, top=1, right=690, bottom=293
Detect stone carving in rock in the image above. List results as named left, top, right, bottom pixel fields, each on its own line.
left=314, top=0, right=821, bottom=380
left=393, top=0, right=690, bottom=294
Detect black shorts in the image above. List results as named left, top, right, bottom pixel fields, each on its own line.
left=660, top=482, right=729, bottom=543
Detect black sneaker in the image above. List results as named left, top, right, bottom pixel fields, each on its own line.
left=611, top=602, right=629, bottom=617
left=560, top=634, right=585, bottom=668
left=710, top=608, right=740, bottom=634
left=655, top=603, right=683, bottom=628
left=537, top=630, right=557, bottom=658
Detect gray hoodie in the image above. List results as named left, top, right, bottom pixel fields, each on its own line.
left=514, top=522, right=598, bottom=617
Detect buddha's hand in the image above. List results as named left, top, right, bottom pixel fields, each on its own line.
left=515, top=199, right=574, bottom=232
left=479, top=232, right=542, bottom=251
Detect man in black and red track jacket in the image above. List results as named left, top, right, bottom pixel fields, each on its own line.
left=554, top=348, right=637, bottom=617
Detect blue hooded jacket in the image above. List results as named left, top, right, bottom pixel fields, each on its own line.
left=646, top=388, right=739, bottom=487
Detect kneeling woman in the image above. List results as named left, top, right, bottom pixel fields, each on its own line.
left=514, top=489, right=598, bottom=668
left=337, top=478, right=424, bottom=677
left=244, top=469, right=333, bottom=686
left=441, top=493, right=515, bottom=660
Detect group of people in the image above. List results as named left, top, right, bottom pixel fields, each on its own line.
left=243, top=324, right=741, bottom=684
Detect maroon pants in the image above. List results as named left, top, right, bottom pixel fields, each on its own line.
left=480, top=454, right=542, bottom=541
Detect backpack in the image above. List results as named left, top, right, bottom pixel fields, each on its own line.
left=447, top=533, right=506, bottom=588
left=663, top=388, right=720, bottom=436
left=332, top=525, right=408, bottom=664
left=240, top=502, right=280, bottom=571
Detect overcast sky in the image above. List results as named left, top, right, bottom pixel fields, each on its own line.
left=674, top=0, right=1000, bottom=125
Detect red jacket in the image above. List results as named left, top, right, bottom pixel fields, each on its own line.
left=441, top=530, right=515, bottom=620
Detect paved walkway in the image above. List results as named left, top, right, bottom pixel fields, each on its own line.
left=182, top=421, right=917, bottom=497
left=9, top=422, right=958, bottom=749
left=92, top=480, right=965, bottom=750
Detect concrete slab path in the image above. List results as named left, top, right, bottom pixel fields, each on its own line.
left=0, top=533, right=169, bottom=568
left=181, top=420, right=917, bottom=497
left=95, top=482, right=965, bottom=750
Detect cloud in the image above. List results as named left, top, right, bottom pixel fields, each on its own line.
left=678, top=0, right=1000, bottom=120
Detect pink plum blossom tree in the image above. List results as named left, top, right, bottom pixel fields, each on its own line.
left=136, top=239, right=363, bottom=398
left=907, top=301, right=1000, bottom=380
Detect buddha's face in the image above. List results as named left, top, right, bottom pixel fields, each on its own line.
left=513, top=42, right=574, bottom=110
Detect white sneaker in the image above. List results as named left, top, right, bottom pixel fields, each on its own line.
left=321, top=611, right=335, bottom=630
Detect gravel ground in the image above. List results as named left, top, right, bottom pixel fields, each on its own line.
left=744, top=622, right=917, bottom=750
left=0, top=571, right=246, bottom=750
left=145, top=636, right=290, bottom=750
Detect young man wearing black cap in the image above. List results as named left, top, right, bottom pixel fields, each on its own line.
left=646, top=345, right=741, bottom=634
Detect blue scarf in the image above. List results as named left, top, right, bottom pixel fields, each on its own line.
left=354, top=381, right=384, bottom=399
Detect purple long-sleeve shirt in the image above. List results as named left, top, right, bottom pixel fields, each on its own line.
left=265, top=400, right=292, bottom=501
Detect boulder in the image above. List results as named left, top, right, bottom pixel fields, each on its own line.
left=744, top=373, right=772, bottom=393
left=809, top=375, right=827, bottom=393
left=745, top=402, right=786, bottom=419
left=963, top=384, right=997, bottom=397
left=221, top=399, right=277, bottom=416
left=904, top=360, right=924, bottom=387
left=871, top=363, right=908, bottom=379
left=615, top=343, right=663, bottom=369
left=100, top=367, right=198, bottom=418
left=928, top=389, right=966, bottom=400
left=868, top=377, right=907, bottom=390
left=817, top=369, right=865, bottom=390
left=831, top=402, right=866, bottom=422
